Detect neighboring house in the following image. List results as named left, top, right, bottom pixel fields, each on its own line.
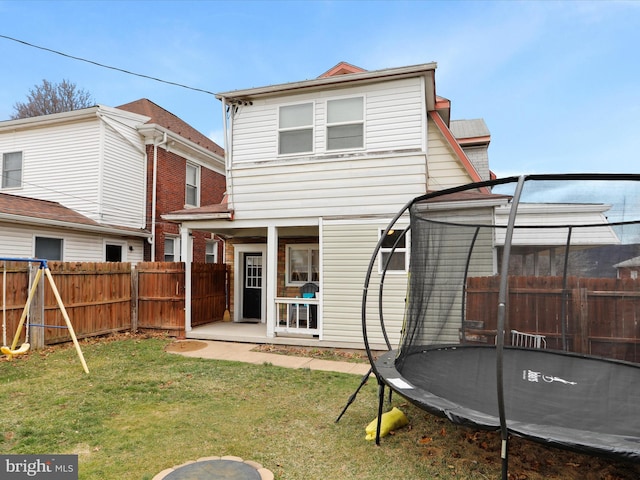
left=164, top=61, right=492, bottom=348
left=0, top=99, right=226, bottom=263
left=0, top=192, right=148, bottom=262
left=614, top=256, right=640, bottom=279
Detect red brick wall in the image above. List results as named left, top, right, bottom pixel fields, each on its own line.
left=144, top=145, right=226, bottom=262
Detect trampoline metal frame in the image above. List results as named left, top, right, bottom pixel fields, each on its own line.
left=360, top=173, right=640, bottom=479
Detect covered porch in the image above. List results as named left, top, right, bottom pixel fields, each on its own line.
left=174, top=218, right=322, bottom=342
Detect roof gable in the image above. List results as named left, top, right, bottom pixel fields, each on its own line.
left=117, top=99, right=223, bottom=157
left=318, top=62, right=367, bottom=78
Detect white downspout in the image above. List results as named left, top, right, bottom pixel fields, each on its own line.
left=221, top=98, right=234, bottom=210
left=150, top=132, right=168, bottom=260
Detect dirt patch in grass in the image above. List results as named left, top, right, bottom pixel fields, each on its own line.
left=164, top=340, right=208, bottom=353
left=251, top=344, right=379, bottom=363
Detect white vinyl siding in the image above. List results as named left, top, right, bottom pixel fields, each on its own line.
left=0, top=111, right=146, bottom=230
left=0, top=121, right=101, bottom=216
left=100, top=118, right=146, bottom=228
left=232, top=77, right=425, bottom=163
left=0, top=222, right=144, bottom=263
left=426, top=116, right=476, bottom=190
left=322, top=220, right=409, bottom=348
left=230, top=153, right=427, bottom=220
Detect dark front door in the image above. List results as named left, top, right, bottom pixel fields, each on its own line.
left=242, top=253, right=262, bottom=320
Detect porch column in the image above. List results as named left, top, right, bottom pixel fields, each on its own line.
left=181, top=225, right=192, bottom=333
left=266, top=225, right=278, bottom=338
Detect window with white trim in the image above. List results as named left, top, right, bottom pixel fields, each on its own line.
left=35, top=236, right=63, bottom=261
left=185, top=163, right=200, bottom=206
left=164, top=237, right=180, bottom=262
left=105, top=240, right=127, bottom=262
left=205, top=240, right=218, bottom=264
left=279, top=103, right=313, bottom=155
left=326, top=97, right=364, bottom=150
left=2, top=151, right=23, bottom=189
left=378, top=228, right=408, bottom=273
left=286, top=244, right=319, bottom=285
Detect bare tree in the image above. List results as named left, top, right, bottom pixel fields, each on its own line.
left=11, top=79, right=94, bottom=119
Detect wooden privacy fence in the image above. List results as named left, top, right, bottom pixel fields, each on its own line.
left=0, top=261, right=226, bottom=347
left=466, top=275, right=640, bottom=363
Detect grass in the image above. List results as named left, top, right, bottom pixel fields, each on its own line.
left=1, top=335, right=638, bottom=480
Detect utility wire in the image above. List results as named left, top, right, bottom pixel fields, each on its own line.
left=0, top=34, right=216, bottom=96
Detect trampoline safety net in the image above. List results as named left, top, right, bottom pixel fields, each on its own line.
left=364, top=174, right=640, bottom=463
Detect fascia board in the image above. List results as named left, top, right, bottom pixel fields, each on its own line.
left=217, top=62, right=437, bottom=108
left=0, top=106, right=100, bottom=132
left=137, top=124, right=225, bottom=172
left=0, top=213, right=151, bottom=238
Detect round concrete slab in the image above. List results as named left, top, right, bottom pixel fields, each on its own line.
left=153, top=456, right=273, bottom=480
left=162, top=459, right=260, bottom=479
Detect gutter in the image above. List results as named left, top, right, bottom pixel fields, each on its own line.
left=0, top=213, right=151, bottom=238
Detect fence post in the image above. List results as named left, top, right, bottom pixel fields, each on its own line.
left=131, top=264, right=138, bottom=333
left=30, top=264, right=45, bottom=350
left=571, top=287, right=589, bottom=354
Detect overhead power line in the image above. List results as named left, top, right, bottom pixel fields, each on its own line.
left=0, top=34, right=216, bottom=96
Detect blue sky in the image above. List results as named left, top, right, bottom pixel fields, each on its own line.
left=0, top=0, right=638, bottom=177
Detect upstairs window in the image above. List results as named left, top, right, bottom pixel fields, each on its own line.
left=327, top=97, right=363, bottom=150
left=185, top=163, right=199, bottom=206
left=279, top=103, right=313, bottom=155
left=2, top=151, right=23, bottom=188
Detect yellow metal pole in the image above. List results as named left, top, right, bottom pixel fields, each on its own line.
left=44, top=267, right=89, bottom=374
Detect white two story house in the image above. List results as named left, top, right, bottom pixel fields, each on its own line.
left=0, top=100, right=225, bottom=263
left=164, top=61, right=490, bottom=348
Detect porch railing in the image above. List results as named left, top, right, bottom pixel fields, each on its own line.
left=275, top=297, right=319, bottom=335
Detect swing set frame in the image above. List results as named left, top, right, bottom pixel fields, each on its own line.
left=1, top=257, right=89, bottom=373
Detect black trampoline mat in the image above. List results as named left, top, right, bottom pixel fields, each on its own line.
left=375, top=345, right=640, bottom=460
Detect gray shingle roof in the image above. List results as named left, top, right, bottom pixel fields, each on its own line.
left=450, top=119, right=490, bottom=139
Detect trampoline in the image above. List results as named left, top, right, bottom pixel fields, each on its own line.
left=362, top=174, right=640, bottom=477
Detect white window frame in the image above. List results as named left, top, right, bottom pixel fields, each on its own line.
left=326, top=96, right=364, bottom=151
left=2, top=151, right=23, bottom=189
left=205, top=240, right=218, bottom=264
left=104, top=239, right=128, bottom=262
left=278, top=102, right=314, bottom=156
left=185, top=162, right=200, bottom=207
left=286, top=243, right=319, bottom=286
left=164, top=236, right=181, bottom=262
left=34, top=235, right=63, bottom=261
left=378, top=228, right=409, bottom=274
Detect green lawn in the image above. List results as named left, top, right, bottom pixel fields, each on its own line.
left=1, top=336, right=637, bottom=479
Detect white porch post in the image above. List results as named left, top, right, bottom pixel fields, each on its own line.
left=266, top=225, right=278, bottom=338
left=181, top=225, right=192, bottom=332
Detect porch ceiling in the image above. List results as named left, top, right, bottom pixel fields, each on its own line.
left=188, top=225, right=319, bottom=239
